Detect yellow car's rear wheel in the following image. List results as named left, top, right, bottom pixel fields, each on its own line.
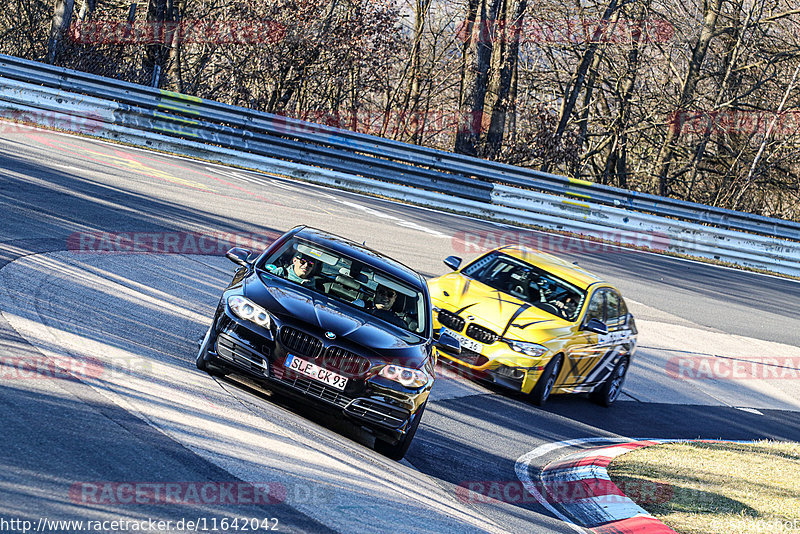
left=591, top=357, right=629, bottom=407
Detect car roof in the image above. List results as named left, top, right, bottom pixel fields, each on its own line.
left=292, top=226, right=425, bottom=288
left=494, top=245, right=603, bottom=289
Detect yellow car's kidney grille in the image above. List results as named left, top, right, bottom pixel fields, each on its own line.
left=438, top=309, right=465, bottom=332
left=465, top=324, right=498, bottom=344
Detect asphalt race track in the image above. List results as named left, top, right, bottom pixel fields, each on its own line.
left=1, top=126, right=799, bottom=533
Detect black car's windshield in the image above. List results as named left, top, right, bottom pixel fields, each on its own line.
left=258, top=238, right=427, bottom=334
left=462, top=252, right=586, bottom=321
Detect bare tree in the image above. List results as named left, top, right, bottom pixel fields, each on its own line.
left=47, top=0, right=75, bottom=63
left=485, top=0, right=527, bottom=158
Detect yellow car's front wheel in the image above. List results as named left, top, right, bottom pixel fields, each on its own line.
left=530, top=355, right=562, bottom=406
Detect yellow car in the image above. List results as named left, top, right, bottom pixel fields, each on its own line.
left=429, top=245, right=637, bottom=406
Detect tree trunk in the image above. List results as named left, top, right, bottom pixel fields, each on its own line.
left=275, top=0, right=341, bottom=112
left=685, top=0, right=755, bottom=201
left=600, top=1, right=650, bottom=187
left=143, top=0, right=171, bottom=88
left=455, top=0, right=503, bottom=156
left=543, top=0, right=619, bottom=172
left=77, top=0, right=95, bottom=22
left=47, top=0, right=75, bottom=64
left=455, top=0, right=483, bottom=155
left=574, top=37, right=607, bottom=174
left=167, top=0, right=183, bottom=92
left=405, top=0, right=433, bottom=143
left=652, top=0, right=724, bottom=196
left=485, top=0, right=526, bottom=158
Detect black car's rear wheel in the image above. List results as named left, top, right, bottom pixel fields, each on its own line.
left=373, top=401, right=426, bottom=461
left=530, top=355, right=562, bottom=406
left=591, top=357, right=629, bottom=407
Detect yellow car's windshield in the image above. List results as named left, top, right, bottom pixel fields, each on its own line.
left=462, top=252, right=586, bottom=321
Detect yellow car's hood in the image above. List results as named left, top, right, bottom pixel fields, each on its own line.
left=429, top=273, right=569, bottom=341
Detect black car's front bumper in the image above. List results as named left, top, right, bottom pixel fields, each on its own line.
left=205, top=313, right=428, bottom=445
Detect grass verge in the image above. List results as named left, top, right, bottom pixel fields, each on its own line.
left=607, top=440, right=800, bottom=534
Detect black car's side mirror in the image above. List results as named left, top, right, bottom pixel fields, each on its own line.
left=226, top=247, right=252, bottom=267
left=583, top=318, right=608, bottom=335
left=443, top=256, right=462, bottom=271
left=435, top=332, right=461, bottom=355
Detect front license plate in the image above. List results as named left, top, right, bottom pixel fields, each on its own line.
left=442, top=327, right=484, bottom=354
left=284, top=354, right=349, bottom=391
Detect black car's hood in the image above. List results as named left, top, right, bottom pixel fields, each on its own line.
left=244, top=275, right=427, bottom=365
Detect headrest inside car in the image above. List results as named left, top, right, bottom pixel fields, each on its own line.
left=335, top=275, right=360, bottom=289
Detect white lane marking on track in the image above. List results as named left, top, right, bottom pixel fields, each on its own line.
left=207, top=166, right=297, bottom=190
left=736, top=407, right=764, bottom=415
left=204, top=166, right=448, bottom=238
left=333, top=200, right=449, bottom=238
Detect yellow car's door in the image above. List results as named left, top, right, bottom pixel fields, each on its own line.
left=586, top=289, right=636, bottom=388
left=562, top=288, right=607, bottom=389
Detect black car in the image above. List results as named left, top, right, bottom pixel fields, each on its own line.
left=196, top=226, right=456, bottom=459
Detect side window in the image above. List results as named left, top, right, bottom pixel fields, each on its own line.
left=585, top=290, right=604, bottom=323
left=605, top=290, right=622, bottom=328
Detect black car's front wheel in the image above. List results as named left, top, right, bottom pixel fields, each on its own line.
left=196, top=325, right=228, bottom=376
left=591, top=356, right=629, bottom=407
left=530, top=355, right=562, bottom=406
left=373, top=401, right=427, bottom=461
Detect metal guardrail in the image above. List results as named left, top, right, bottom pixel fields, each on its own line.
left=2, top=54, right=799, bottom=241
left=1, top=54, right=799, bottom=276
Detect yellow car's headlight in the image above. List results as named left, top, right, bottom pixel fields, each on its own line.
left=505, top=340, right=548, bottom=358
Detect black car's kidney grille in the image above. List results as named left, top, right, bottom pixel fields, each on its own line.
left=281, top=326, right=323, bottom=358
left=438, top=309, right=465, bottom=332
left=320, top=346, right=371, bottom=377
left=454, top=348, right=489, bottom=367
left=466, top=324, right=498, bottom=344
left=280, top=327, right=370, bottom=377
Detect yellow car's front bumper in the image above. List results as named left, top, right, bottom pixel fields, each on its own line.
left=435, top=323, right=551, bottom=394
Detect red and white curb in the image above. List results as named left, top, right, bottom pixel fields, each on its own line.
left=538, top=439, right=676, bottom=533
left=516, top=437, right=751, bottom=533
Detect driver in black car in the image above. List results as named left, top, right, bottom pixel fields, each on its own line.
left=266, top=252, right=321, bottom=287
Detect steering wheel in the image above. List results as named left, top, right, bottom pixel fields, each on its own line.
left=536, top=302, right=562, bottom=317
left=510, top=283, right=529, bottom=299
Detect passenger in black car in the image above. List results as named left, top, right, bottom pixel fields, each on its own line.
left=368, top=285, right=407, bottom=328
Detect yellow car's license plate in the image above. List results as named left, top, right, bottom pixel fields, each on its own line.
left=442, top=328, right=484, bottom=353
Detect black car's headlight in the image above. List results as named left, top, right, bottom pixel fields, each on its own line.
left=379, top=365, right=429, bottom=388
left=505, top=340, right=548, bottom=358
left=228, top=295, right=271, bottom=329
